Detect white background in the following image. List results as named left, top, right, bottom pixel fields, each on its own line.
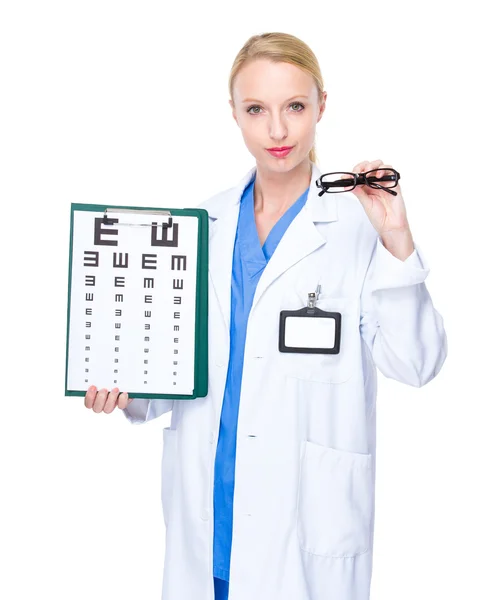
left=1, top=1, right=490, bottom=599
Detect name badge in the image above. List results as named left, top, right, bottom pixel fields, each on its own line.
left=279, top=285, right=342, bottom=354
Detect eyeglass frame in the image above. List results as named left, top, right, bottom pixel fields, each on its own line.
left=315, top=168, right=401, bottom=197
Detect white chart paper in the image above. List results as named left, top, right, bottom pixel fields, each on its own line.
left=66, top=209, right=199, bottom=396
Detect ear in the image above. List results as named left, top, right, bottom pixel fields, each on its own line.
left=317, top=91, right=327, bottom=123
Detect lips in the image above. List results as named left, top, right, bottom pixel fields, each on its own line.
left=266, top=146, right=294, bottom=158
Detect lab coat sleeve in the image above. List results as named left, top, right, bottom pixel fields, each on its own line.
left=359, top=236, right=448, bottom=387
left=121, top=398, right=174, bottom=425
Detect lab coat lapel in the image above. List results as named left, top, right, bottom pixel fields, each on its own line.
left=207, top=166, right=255, bottom=335
left=207, top=161, right=339, bottom=333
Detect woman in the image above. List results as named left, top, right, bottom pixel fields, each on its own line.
left=85, top=32, right=447, bottom=600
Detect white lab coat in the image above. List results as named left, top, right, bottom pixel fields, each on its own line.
left=123, top=161, right=447, bottom=600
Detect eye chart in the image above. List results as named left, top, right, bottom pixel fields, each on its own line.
left=65, top=204, right=209, bottom=400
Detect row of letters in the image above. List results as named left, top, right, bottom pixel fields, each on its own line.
left=83, top=251, right=187, bottom=270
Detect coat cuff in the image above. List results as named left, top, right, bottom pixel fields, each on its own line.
left=122, top=398, right=174, bottom=424
left=122, top=398, right=151, bottom=424
left=369, top=236, right=430, bottom=291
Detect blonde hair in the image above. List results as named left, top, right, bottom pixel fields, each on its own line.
left=228, top=32, right=324, bottom=166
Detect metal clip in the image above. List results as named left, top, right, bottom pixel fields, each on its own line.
left=102, top=207, right=172, bottom=227
left=307, top=284, right=321, bottom=308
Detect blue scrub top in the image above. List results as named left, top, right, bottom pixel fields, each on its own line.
left=212, top=173, right=310, bottom=585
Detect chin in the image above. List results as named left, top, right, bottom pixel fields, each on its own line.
left=268, top=152, right=308, bottom=171
left=250, top=146, right=308, bottom=174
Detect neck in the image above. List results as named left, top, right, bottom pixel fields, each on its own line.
left=253, top=158, right=312, bottom=216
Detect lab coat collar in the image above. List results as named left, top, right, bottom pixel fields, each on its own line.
left=205, top=160, right=342, bottom=334
left=204, top=160, right=339, bottom=223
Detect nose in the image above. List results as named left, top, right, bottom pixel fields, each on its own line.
left=268, top=111, right=288, bottom=142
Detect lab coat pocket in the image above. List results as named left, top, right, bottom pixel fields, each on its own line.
left=161, top=426, right=178, bottom=528
left=297, top=440, right=373, bottom=557
left=279, top=295, right=359, bottom=384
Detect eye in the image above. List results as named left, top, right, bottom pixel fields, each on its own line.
left=246, top=102, right=305, bottom=115
left=247, top=105, right=262, bottom=115
left=290, top=102, right=305, bottom=112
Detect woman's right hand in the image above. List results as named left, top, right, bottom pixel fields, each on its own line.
left=84, top=385, right=134, bottom=414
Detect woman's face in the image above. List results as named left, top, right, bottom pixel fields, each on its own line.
left=230, top=59, right=326, bottom=173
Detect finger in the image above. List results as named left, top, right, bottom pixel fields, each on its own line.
left=359, top=160, right=382, bottom=181
left=93, top=388, right=108, bottom=413
left=376, top=164, right=393, bottom=179
left=117, top=392, right=131, bottom=410
left=353, top=161, right=370, bottom=174
left=85, top=385, right=98, bottom=409
left=366, top=159, right=384, bottom=176
left=103, top=387, right=120, bottom=414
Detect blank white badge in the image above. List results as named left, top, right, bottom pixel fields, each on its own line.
left=284, top=315, right=336, bottom=350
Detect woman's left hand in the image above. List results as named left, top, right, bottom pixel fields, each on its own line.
left=349, top=159, right=411, bottom=237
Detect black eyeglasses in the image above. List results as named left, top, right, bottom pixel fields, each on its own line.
left=315, top=168, right=401, bottom=197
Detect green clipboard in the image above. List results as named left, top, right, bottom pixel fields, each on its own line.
left=65, top=202, right=208, bottom=400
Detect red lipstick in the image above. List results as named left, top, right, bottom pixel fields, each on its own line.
left=267, top=146, right=294, bottom=158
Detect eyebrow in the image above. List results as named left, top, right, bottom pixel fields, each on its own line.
left=240, top=95, right=309, bottom=104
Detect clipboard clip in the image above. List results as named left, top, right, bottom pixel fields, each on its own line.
left=102, top=207, right=172, bottom=227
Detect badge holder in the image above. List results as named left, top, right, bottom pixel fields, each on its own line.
left=279, top=285, right=342, bottom=354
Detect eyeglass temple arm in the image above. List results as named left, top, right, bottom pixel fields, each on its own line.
left=356, top=173, right=399, bottom=195
left=317, top=173, right=397, bottom=187
left=356, top=173, right=397, bottom=184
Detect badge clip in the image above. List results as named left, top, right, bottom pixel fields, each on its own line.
left=307, top=284, right=321, bottom=309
